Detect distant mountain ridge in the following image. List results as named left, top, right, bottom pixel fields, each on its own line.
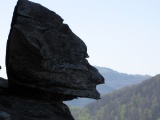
left=71, top=74, right=160, bottom=120
left=96, top=66, right=151, bottom=94
left=66, top=66, right=151, bottom=107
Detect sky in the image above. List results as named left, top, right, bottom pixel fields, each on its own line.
left=0, top=0, right=160, bottom=78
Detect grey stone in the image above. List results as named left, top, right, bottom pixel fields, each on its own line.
left=0, top=111, right=10, bottom=120
left=0, top=78, right=74, bottom=120
left=6, top=0, right=104, bottom=100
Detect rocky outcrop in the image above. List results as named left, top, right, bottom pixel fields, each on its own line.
left=6, top=0, right=104, bottom=100
left=1, top=0, right=104, bottom=119
left=0, top=78, right=74, bottom=120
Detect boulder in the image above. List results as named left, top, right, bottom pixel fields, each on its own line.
left=6, top=0, right=104, bottom=100
left=0, top=78, right=75, bottom=120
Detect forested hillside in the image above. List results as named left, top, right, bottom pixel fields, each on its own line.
left=71, top=75, right=160, bottom=120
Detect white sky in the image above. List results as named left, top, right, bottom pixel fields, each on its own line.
left=0, top=0, right=160, bottom=78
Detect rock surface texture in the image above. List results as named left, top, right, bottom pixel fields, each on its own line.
left=1, top=0, right=104, bottom=119
left=0, top=78, right=75, bottom=120
left=6, top=0, right=104, bottom=100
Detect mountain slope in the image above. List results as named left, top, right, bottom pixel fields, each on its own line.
left=96, top=66, right=150, bottom=94
left=77, top=74, right=160, bottom=120
left=66, top=66, right=151, bottom=107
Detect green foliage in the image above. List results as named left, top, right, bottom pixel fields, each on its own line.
left=94, top=107, right=105, bottom=120
left=119, top=104, right=126, bottom=120
left=70, top=107, right=93, bottom=120
left=71, top=75, right=160, bottom=120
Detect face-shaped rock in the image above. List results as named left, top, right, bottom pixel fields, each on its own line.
left=6, top=0, right=104, bottom=100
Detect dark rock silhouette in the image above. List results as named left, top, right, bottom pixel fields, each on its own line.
left=1, top=0, right=104, bottom=119
left=6, top=0, right=104, bottom=100
left=0, top=78, right=74, bottom=120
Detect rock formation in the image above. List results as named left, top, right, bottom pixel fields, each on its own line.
left=6, top=0, right=104, bottom=100
left=0, top=0, right=104, bottom=119
left=0, top=78, right=75, bottom=120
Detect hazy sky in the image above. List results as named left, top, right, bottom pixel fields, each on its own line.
left=0, top=0, right=160, bottom=78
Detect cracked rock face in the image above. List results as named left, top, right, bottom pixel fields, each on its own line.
left=6, top=0, right=104, bottom=100
left=0, top=78, right=75, bottom=120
